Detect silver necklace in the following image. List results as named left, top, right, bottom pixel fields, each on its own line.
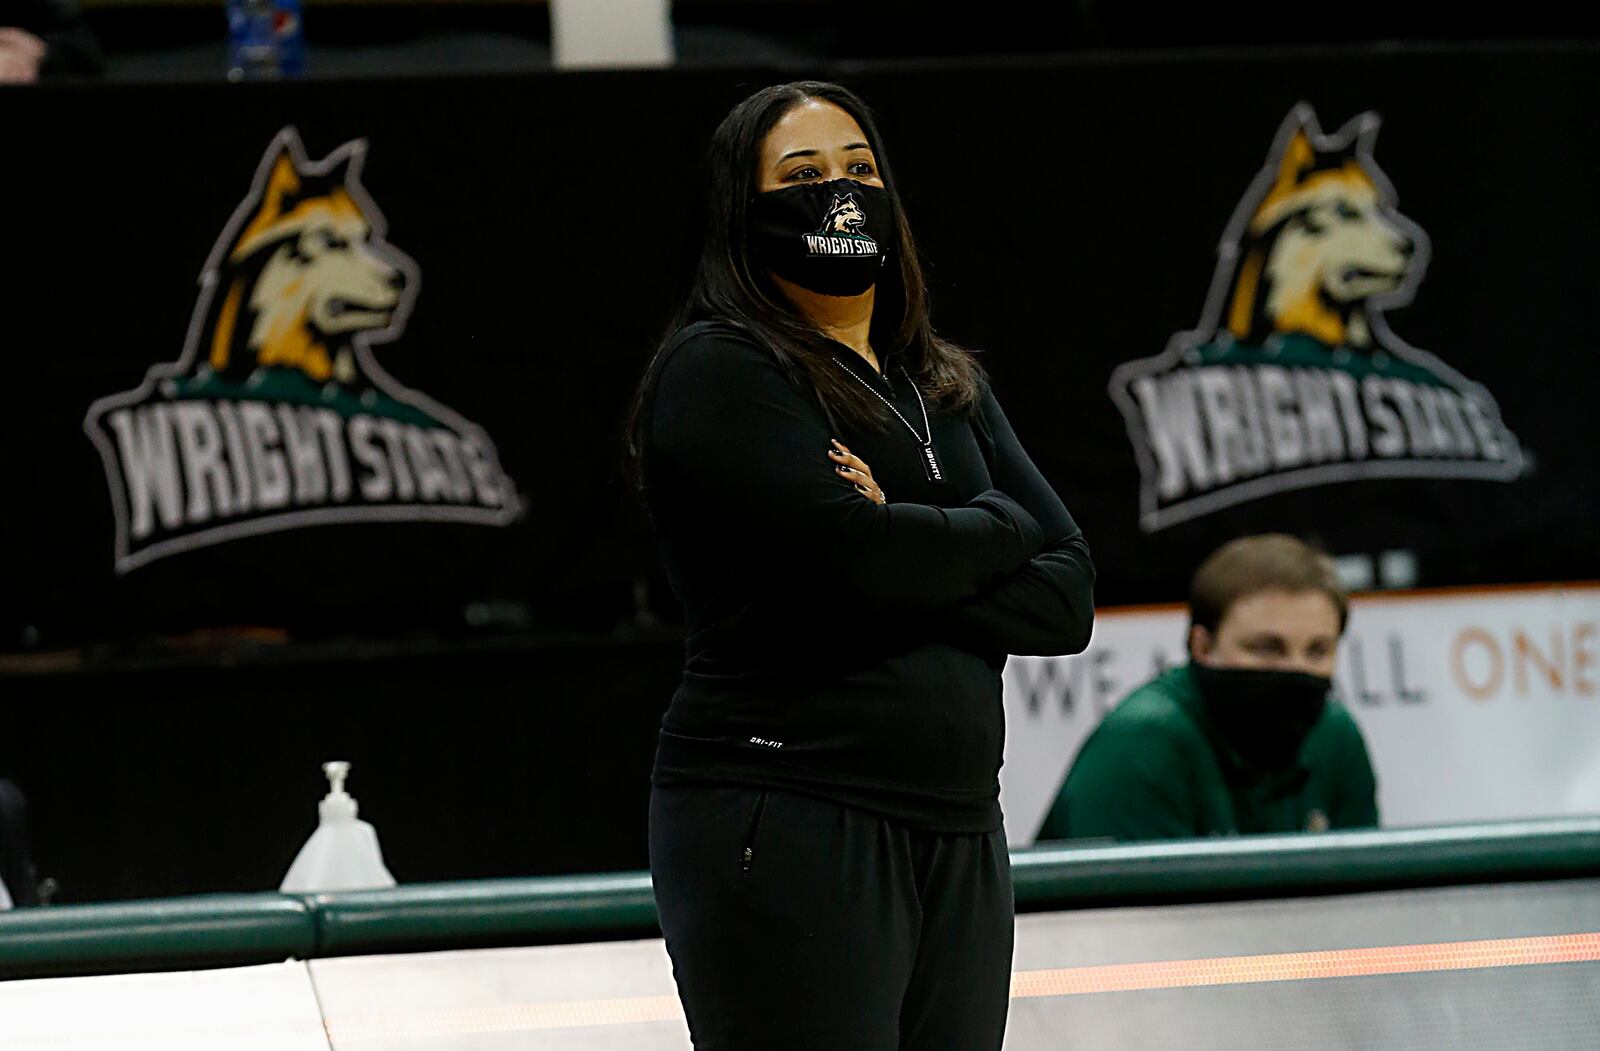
left=833, top=357, right=946, bottom=484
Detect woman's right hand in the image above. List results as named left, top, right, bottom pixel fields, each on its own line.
left=828, top=439, right=886, bottom=506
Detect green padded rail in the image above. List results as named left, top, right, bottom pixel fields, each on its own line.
left=0, top=893, right=315, bottom=978
left=308, top=871, right=659, bottom=955
left=2, top=817, right=1597, bottom=980
left=1011, top=816, right=1600, bottom=907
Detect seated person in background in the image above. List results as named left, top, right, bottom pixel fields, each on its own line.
left=0, top=0, right=103, bottom=83
left=1038, top=534, right=1377, bottom=841
left=0, top=777, right=40, bottom=907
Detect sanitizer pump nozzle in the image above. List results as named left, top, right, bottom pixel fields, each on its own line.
left=319, top=761, right=357, bottom=819
left=279, top=760, right=397, bottom=894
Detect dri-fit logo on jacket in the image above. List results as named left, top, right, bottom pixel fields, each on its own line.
left=84, top=127, right=520, bottom=573
left=1109, top=104, right=1523, bottom=532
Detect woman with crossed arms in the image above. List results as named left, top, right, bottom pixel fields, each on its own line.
left=624, top=80, right=1095, bottom=1050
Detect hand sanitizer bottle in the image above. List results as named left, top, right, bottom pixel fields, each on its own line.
left=280, top=761, right=396, bottom=893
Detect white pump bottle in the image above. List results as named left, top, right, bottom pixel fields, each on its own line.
left=279, top=761, right=396, bottom=893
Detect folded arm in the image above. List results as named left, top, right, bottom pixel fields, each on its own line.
left=931, top=382, right=1095, bottom=657
left=649, top=325, right=1045, bottom=614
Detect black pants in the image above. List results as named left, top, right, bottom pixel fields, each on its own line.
left=649, top=783, right=1014, bottom=1050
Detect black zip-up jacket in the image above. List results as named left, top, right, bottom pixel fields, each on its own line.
left=644, top=320, right=1095, bottom=832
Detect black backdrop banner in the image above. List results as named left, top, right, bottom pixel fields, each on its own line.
left=7, top=46, right=1599, bottom=651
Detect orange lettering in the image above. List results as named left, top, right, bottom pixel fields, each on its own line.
left=1513, top=629, right=1565, bottom=695
left=1576, top=623, right=1597, bottom=697
left=1452, top=628, right=1502, bottom=700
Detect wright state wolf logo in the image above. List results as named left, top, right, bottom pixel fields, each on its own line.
left=1110, top=104, right=1524, bottom=531
left=818, top=193, right=867, bottom=235
left=804, top=193, right=878, bottom=256
left=84, top=128, right=520, bottom=573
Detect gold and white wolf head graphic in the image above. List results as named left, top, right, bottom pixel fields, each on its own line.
left=818, top=193, right=868, bottom=235
left=83, top=126, right=520, bottom=575
left=1106, top=103, right=1522, bottom=533
left=1224, top=111, right=1421, bottom=350
left=202, top=135, right=414, bottom=388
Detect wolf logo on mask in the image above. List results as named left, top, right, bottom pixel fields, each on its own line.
left=802, top=193, right=879, bottom=258
left=817, top=193, right=869, bottom=236
left=84, top=127, right=520, bottom=573
left=1109, top=104, right=1524, bottom=532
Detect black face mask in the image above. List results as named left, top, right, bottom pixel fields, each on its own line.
left=1190, top=663, right=1330, bottom=774
left=747, top=178, right=895, bottom=297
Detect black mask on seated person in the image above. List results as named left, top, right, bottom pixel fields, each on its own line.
left=747, top=178, right=895, bottom=297
left=1190, top=663, right=1330, bottom=774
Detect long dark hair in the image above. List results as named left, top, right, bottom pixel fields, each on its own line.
left=620, top=80, right=984, bottom=494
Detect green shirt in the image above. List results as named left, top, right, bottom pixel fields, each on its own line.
left=1037, top=664, right=1378, bottom=842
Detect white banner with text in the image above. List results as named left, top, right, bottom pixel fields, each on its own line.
left=1001, top=583, right=1600, bottom=844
